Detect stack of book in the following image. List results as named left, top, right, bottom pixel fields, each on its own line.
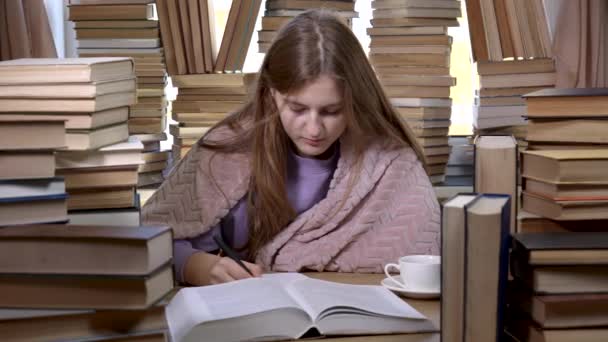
left=445, top=135, right=474, bottom=186
left=368, top=0, right=460, bottom=184
left=69, top=0, right=170, bottom=183
left=169, top=73, right=256, bottom=161
left=506, top=232, right=608, bottom=341
left=0, top=117, right=67, bottom=226
left=257, top=0, right=358, bottom=53
left=0, top=224, right=174, bottom=341
left=465, top=0, right=555, bottom=146
left=473, top=58, right=555, bottom=145
left=519, top=89, right=608, bottom=227
left=0, top=57, right=138, bottom=222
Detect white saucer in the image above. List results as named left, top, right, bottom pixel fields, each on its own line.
left=381, top=276, right=440, bottom=299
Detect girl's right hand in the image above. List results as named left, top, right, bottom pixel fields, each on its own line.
left=207, top=257, right=263, bottom=285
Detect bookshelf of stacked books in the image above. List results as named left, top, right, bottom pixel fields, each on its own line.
left=504, top=89, right=608, bottom=340
left=368, top=0, right=460, bottom=185
left=465, top=0, right=555, bottom=150
left=257, top=0, right=358, bottom=53
left=69, top=0, right=171, bottom=188
left=0, top=58, right=146, bottom=227
left=155, top=0, right=259, bottom=161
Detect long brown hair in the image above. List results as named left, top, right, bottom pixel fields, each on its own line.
left=199, top=10, right=424, bottom=260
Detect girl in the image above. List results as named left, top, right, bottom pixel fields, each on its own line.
left=142, top=10, right=440, bottom=286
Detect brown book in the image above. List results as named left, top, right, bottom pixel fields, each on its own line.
left=0, top=92, right=136, bottom=113
left=261, top=16, right=291, bottom=31
left=142, top=151, right=169, bottom=163
left=169, top=124, right=210, bottom=139
left=370, top=53, right=450, bottom=67
left=0, top=151, right=55, bottom=180
left=58, top=167, right=138, bottom=190
left=178, top=0, right=196, bottom=74
left=0, top=263, right=172, bottom=310
left=465, top=194, right=511, bottom=342
left=187, top=0, right=204, bottom=73
left=417, top=136, right=449, bottom=147
left=155, top=0, right=177, bottom=75
left=371, top=17, right=459, bottom=27
left=476, top=96, right=525, bottom=106
left=522, top=191, right=608, bottom=220
left=513, top=232, right=608, bottom=266
left=66, top=123, right=129, bottom=150
left=370, top=35, right=451, bottom=46
left=517, top=212, right=608, bottom=233
left=506, top=315, right=608, bottom=342
left=525, top=178, right=608, bottom=201
left=524, top=88, right=608, bottom=118
left=1, top=107, right=127, bottom=130
left=412, top=127, right=449, bottom=137
left=474, top=135, right=518, bottom=232
left=372, top=0, right=459, bottom=9
left=172, top=144, right=191, bottom=159
left=200, top=0, right=216, bottom=73
left=214, top=0, right=243, bottom=72
left=517, top=292, right=608, bottom=329
left=171, top=73, right=256, bottom=88
left=165, top=0, right=187, bottom=75
left=476, top=58, right=555, bottom=75
left=479, top=72, right=556, bottom=89
left=0, top=196, right=68, bottom=227
left=56, top=137, right=144, bottom=170
left=503, top=0, right=524, bottom=57
left=511, top=259, right=608, bottom=294
left=478, top=86, right=548, bottom=97
left=172, top=100, right=242, bottom=113
left=383, top=85, right=450, bottom=98
left=522, top=149, right=608, bottom=184
left=367, top=26, right=447, bottom=36
left=130, top=108, right=166, bottom=118
left=138, top=171, right=164, bottom=187
left=441, top=194, right=479, bottom=342
left=128, top=117, right=166, bottom=135
left=373, top=7, right=460, bottom=19
left=527, top=119, right=608, bottom=144
left=0, top=118, right=65, bottom=150
left=74, top=20, right=159, bottom=29
left=494, top=0, right=514, bottom=58
left=68, top=187, right=136, bottom=210
left=176, top=93, right=247, bottom=102
left=396, top=106, right=451, bottom=120
left=173, top=137, right=199, bottom=146
left=0, top=304, right=167, bottom=342
left=77, top=48, right=163, bottom=58
left=465, top=0, right=489, bottom=61
left=0, top=224, right=171, bottom=275
left=0, top=58, right=133, bottom=84
left=225, top=0, right=263, bottom=71
left=0, top=78, right=135, bottom=98
left=75, top=28, right=159, bottom=39
left=374, top=65, right=450, bottom=76
left=379, top=75, right=455, bottom=87
left=527, top=142, right=608, bottom=151
left=68, top=3, right=155, bottom=20
left=267, top=0, right=354, bottom=11
left=138, top=160, right=167, bottom=173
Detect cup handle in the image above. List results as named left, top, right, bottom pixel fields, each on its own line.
left=384, top=263, right=406, bottom=288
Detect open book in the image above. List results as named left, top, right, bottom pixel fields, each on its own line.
left=166, top=273, right=435, bottom=342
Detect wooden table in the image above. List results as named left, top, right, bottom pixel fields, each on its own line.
left=303, top=273, right=440, bottom=342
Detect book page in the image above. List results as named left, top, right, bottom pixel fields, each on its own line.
left=166, top=276, right=310, bottom=342
left=287, top=278, right=428, bottom=321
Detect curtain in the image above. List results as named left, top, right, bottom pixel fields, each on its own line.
left=0, top=0, right=57, bottom=60
left=552, top=0, right=608, bottom=87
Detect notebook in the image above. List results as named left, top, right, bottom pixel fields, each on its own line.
left=166, top=273, right=435, bottom=342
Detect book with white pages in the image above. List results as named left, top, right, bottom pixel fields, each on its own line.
left=56, top=136, right=143, bottom=169
left=166, top=273, right=435, bottom=342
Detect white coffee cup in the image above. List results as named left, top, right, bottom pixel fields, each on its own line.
left=383, top=255, right=440, bottom=292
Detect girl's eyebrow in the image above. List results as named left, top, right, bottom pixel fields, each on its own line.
left=285, top=99, right=343, bottom=109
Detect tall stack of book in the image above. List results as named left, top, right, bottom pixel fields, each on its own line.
left=0, top=58, right=138, bottom=225
left=369, top=0, right=460, bottom=184
left=465, top=0, right=555, bottom=147
left=69, top=0, right=170, bottom=186
left=506, top=232, right=608, bottom=341
left=0, top=224, right=174, bottom=341
left=156, top=0, right=261, bottom=161
left=257, top=0, right=358, bottom=53
left=519, top=89, right=608, bottom=228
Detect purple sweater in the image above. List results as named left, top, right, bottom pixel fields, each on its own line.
left=173, top=146, right=339, bottom=283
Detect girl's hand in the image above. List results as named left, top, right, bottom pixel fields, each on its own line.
left=207, top=257, right=264, bottom=285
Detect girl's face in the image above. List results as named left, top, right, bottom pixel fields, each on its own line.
left=271, top=75, right=347, bottom=159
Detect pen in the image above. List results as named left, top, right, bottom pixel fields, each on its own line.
left=213, top=234, right=255, bottom=277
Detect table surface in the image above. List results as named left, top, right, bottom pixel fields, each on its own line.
left=302, top=273, right=440, bottom=342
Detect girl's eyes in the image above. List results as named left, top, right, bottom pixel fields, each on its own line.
left=288, top=107, right=342, bottom=115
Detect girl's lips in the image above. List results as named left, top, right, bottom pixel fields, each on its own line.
left=303, top=138, right=323, bottom=146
